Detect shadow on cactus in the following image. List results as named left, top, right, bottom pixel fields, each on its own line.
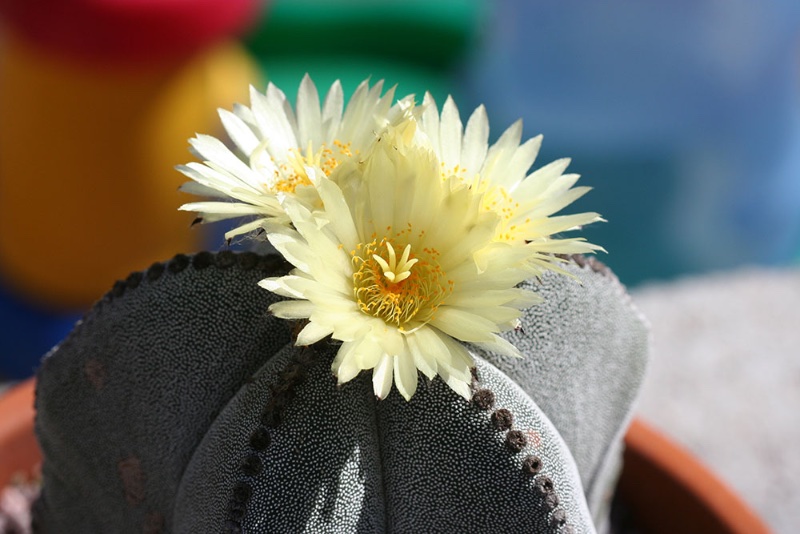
left=32, top=77, right=649, bottom=533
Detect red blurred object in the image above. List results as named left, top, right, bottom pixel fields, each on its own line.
left=0, top=0, right=262, bottom=64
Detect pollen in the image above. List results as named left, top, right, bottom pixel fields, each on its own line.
left=252, top=139, right=356, bottom=194
left=352, top=238, right=451, bottom=327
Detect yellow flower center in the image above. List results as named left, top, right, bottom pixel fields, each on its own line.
left=251, top=139, right=355, bottom=194
left=352, top=237, right=452, bottom=330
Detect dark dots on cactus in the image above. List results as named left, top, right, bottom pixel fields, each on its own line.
left=125, top=271, right=143, bottom=290
left=232, top=481, right=252, bottom=503
left=117, top=455, right=146, bottom=506
left=472, top=388, right=495, bottom=410
left=241, top=453, right=263, bottom=476
left=535, top=475, right=555, bottom=495
left=280, top=363, right=307, bottom=384
left=587, top=256, right=609, bottom=276
left=146, top=262, right=165, bottom=282
left=84, top=359, right=107, bottom=390
left=223, top=519, right=242, bottom=534
left=491, top=409, right=514, bottom=431
left=294, top=347, right=317, bottom=367
left=505, top=429, right=528, bottom=453
left=569, top=254, right=587, bottom=268
left=192, top=251, right=214, bottom=270
left=167, top=253, right=190, bottom=274
left=270, top=382, right=296, bottom=404
left=216, top=250, right=237, bottom=269
left=258, top=253, right=288, bottom=273
left=111, top=280, right=126, bottom=298
left=550, top=508, right=567, bottom=528
left=543, top=489, right=560, bottom=511
left=268, top=394, right=290, bottom=415
left=250, top=427, right=271, bottom=450
left=238, top=251, right=260, bottom=270
left=261, top=408, right=283, bottom=429
left=522, top=455, right=542, bottom=475
left=228, top=500, right=247, bottom=521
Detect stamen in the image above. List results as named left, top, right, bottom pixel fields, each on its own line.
left=352, top=238, right=451, bottom=328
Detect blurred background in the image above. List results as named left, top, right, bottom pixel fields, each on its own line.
left=0, top=0, right=798, bottom=531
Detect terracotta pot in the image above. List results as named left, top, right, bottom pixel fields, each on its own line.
left=0, top=379, right=772, bottom=533
left=618, top=419, right=771, bottom=534
left=0, top=379, right=40, bottom=487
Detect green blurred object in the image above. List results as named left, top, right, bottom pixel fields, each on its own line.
left=243, top=0, right=484, bottom=106
left=244, top=0, right=485, bottom=69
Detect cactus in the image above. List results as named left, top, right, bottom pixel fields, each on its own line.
left=32, top=251, right=648, bottom=533
left=480, top=255, right=650, bottom=527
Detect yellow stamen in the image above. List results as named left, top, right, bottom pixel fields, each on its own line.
left=352, top=238, right=450, bottom=328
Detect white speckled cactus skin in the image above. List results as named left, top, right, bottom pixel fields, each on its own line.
left=32, top=252, right=648, bottom=533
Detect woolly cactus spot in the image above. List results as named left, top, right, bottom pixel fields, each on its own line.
left=506, top=429, right=528, bottom=453
left=146, top=262, right=165, bottom=282
left=522, top=455, right=543, bottom=475
left=112, top=280, right=126, bottom=298
left=232, top=482, right=252, bottom=504
left=192, top=251, right=214, bottom=270
left=117, top=455, right=146, bottom=506
left=228, top=500, right=246, bottom=521
left=260, top=408, right=282, bottom=428
left=241, top=454, right=263, bottom=477
left=492, top=408, right=514, bottom=431
left=543, top=489, right=560, bottom=511
left=126, top=271, right=143, bottom=290
left=472, top=388, right=496, bottom=410
left=223, top=519, right=242, bottom=534
left=216, top=250, right=237, bottom=269
left=237, top=252, right=260, bottom=270
left=550, top=508, right=567, bottom=527
left=168, top=254, right=190, bottom=274
left=535, top=475, right=555, bottom=495
left=249, top=427, right=271, bottom=450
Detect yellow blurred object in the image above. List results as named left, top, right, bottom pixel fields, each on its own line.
left=0, top=34, right=261, bottom=309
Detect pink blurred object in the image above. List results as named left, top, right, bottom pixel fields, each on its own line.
left=0, top=0, right=263, bottom=64
left=0, top=481, right=38, bottom=534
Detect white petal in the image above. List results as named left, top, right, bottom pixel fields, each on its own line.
left=429, top=308, right=496, bottom=343
left=321, top=80, right=344, bottom=140
left=439, top=96, right=463, bottom=167
left=461, top=105, right=489, bottom=176
left=372, top=353, right=394, bottom=399
left=219, top=107, right=260, bottom=155
left=394, top=350, right=418, bottom=401
left=269, top=300, right=314, bottom=319
left=406, top=333, right=438, bottom=380
left=296, top=74, right=323, bottom=149
left=296, top=321, right=333, bottom=345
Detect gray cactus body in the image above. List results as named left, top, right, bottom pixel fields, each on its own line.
left=175, top=342, right=594, bottom=533
left=483, top=257, right=650, bottom=524
left=33, top=252, right=646, bottom=533
left=33, top=252, right=294, bottom=532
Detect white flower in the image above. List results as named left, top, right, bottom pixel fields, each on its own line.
left=177, top=75, right=410, bottom=241
left=259, top=119, right=539, bottom=401
left=418, top=94, right=604, bottom=276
